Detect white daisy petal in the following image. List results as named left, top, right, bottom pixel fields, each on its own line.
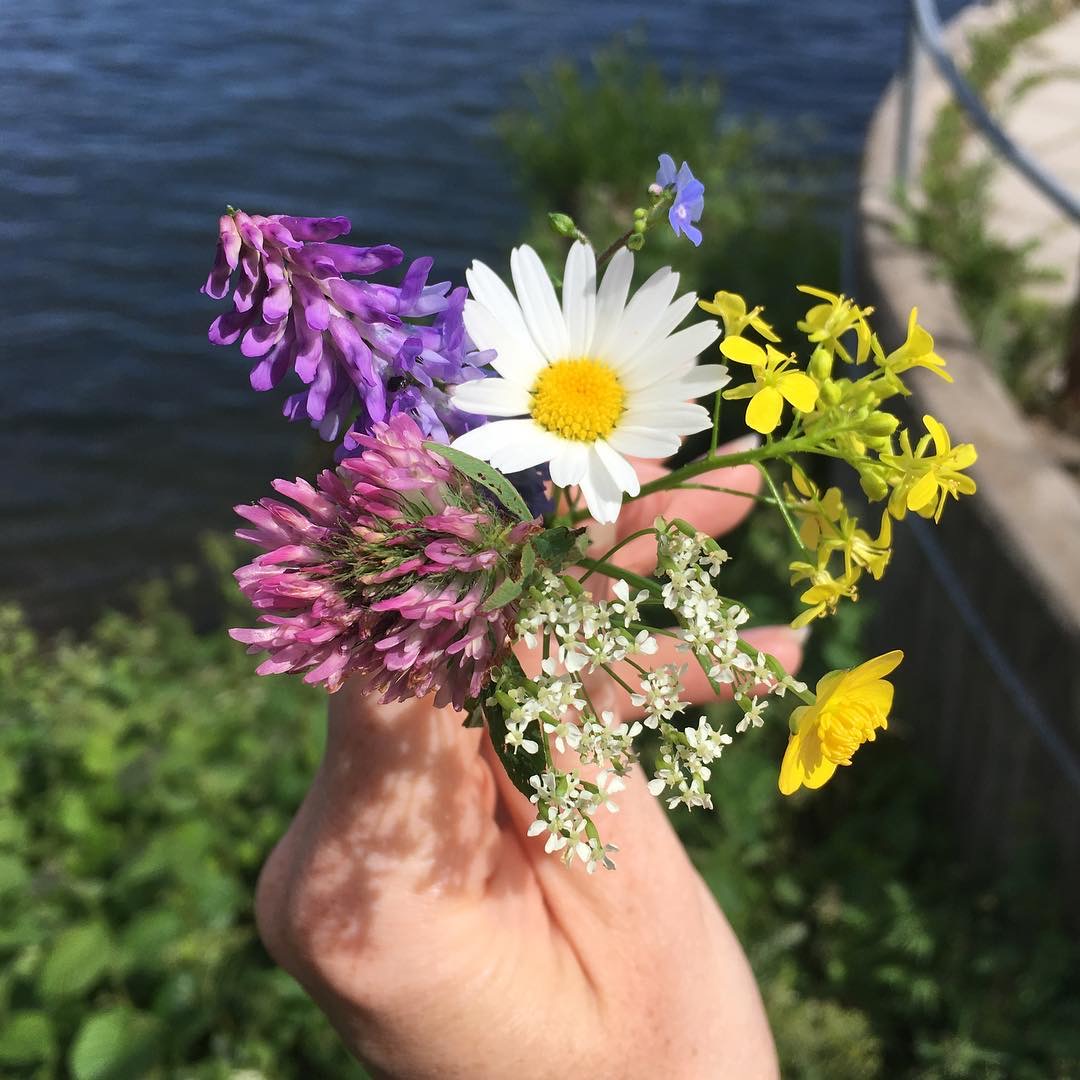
left=511, top=245, right=569, bottom=360
left=466, top=259, right=535, bottom=344
left=549, top=440, right=590, bottom=487
left=622, top=402, right=713, bottom=433
left=463, top=301, right=546, bottom=386
left=562, top=241, right=596, bottom=356
left=671, top=363, right=731, bottom=398
left=623, top=291, right=700, bottom=360
left=452, top=377, right=530, bottom=418
left=592, top=247, right=634, bottom=356
left=620, top=321, right=722, bottom=388
left=609, top=265, right=679, bottom=357
left=452, top=419, right=561, bottom=472
left=607, top=426, right=681, bottom=459
left=594, top=439, right=640, bottom=497
left=580, top=447, right=625, bottom=524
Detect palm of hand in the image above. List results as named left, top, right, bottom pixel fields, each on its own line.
left=255, top=457, right=802, bottom=1079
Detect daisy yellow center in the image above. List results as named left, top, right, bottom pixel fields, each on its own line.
left=815, top=701, right=884, bottom=765
left=530, top=358, right=626, bottom=442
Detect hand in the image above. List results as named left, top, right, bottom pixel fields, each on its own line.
left=254, top=452, right=805, bottom=1079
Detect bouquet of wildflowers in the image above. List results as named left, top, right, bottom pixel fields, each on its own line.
left=204, top=154, right=976, bottom=872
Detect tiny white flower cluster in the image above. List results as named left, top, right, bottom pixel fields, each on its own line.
left=503, top=658, right=585, bottom=755
left=515, top=571, right=657, bottom=674
left=647, top=716, right=733, bottom=810
left=577, top=709, right=642, bottom=774
left=528, top=769, right=622, bottom=873
left=630, top=663, right=688, bottom=729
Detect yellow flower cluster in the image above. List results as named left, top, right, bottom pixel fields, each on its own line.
left=699, top=286, right=978, bottom=627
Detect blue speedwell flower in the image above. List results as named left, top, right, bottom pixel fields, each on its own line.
left=656, top=154, right=705, bottom=247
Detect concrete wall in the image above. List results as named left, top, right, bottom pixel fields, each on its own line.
left=856, top=5, right=1080, bottom=875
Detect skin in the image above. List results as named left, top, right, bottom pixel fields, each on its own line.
left=254, top=451, right=804, bottom=1079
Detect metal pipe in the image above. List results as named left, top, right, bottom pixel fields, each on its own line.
left=896, top=13, right=921, bottom=201
left=910, top=0, right=1080, bottom=222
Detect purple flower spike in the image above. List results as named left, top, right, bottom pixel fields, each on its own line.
left=230, top=414, right=541, bottom=707
left=203, top=208, right=491, bottom=446
left=655, top=154, right=705, bottom=247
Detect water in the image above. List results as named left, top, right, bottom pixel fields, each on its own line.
left=0, top=0, right=967, bottom=623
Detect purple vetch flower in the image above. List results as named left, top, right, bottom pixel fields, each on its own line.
left=229, top=413, right=541, bottom=708
left=202, top=209, right=489, bottom=443
left=655, top=154, right=705, bottom=247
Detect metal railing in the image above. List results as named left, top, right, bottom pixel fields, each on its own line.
left=896, top=0, right=1080, bottom=222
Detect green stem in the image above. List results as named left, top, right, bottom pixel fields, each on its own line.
left=709, top=390, right=723, bottom=455
left=568, top=423, right=865, bottom=524
left=579, top=527, right=657, bottom=584
left=600, top=663, right=636, bottom=695
left=595, top=192, right=674, bottom=270
left=577, top=558, right=662, bottom=599
left=735, top=638, right=815, bottom=705
left=755, top=461, right=808, bottom=552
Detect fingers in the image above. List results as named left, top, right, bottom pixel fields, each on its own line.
left=254, top=686, right=513, bottom=1001
left=586, top=437, right=763, bottom=579
left=598, top=623, right=807, bottom=718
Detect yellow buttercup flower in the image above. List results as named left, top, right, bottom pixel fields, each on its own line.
left=881, top=414, right=977, bottom=522
left=779, top=650, right=903, bottom=794
left=698, top=291, right=780, bottom=342
left=720, top=337, right=819, bottom=434
left=797, top=285, right=873, bottom=364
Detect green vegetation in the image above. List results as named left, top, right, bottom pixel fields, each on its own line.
left=1, top=529, right=1076, bottom=1078
left=908, top=0, right=1076, bottom=411
left=499, top=40, right=841, bottom=347
left=0, top=543, right=363, bottom=1079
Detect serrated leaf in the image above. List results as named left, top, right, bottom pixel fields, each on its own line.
left=531, top=526, right=588, bottom=571
left=423, top=441, right=532, bottom=522
left=38, top=921, right=112, bottom=1001
left=69, top=1007, right=161, bottom=1080
left=0, top=1011, right=55, bottom=1065
left=481, top=575, right=524, bottom=613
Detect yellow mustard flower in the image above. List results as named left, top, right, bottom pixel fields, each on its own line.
left=788, top=559, right=860, bottom=628
left=797, top=285, right=874, bottom=364
left=789, top=469, right=892, bottom=582
left=720, top=337, right=819, bottom=435
left=698, top=290, right=780, bottom=342
left=871, top=307, right=952, bottom=388
left=881, top=414, right=977, bottom=522
left=779, top=650, right=903, bottom=794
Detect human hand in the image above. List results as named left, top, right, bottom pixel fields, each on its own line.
left=254, top=452, right=805, bottom=1080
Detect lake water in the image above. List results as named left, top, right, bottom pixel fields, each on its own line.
left=0, top=0, right=966, bottom=623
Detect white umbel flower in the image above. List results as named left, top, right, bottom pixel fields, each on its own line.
left=450, top=242, right=730, bottom=523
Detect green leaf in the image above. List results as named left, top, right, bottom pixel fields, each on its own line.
left=38, top=921, right=112, bottom=1001
left=69, top=1007, right=161, bottom=1080
left=520, top=540, right=537, bottom=580
left=482, top=657, right=546, bottom=799
left=531, top=526, right=588, bottom=571
left=0, top=1011, right=55, bottom=1065
left=481, top=575, right=524, bottom=613
left=423, top=442, right=533, bottom=522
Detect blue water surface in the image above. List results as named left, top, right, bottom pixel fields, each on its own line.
left=0, top=0, right=966, bottom=620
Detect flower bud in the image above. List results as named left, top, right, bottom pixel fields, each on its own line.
left=809, top=346, right=833, bottom=382
left=548, top=212, right=580, bottom=238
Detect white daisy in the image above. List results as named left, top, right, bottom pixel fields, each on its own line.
left=450, top=241, right=730, bottom=523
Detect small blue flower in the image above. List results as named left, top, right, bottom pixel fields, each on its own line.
left=656, top=153, right=705, bottom=247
